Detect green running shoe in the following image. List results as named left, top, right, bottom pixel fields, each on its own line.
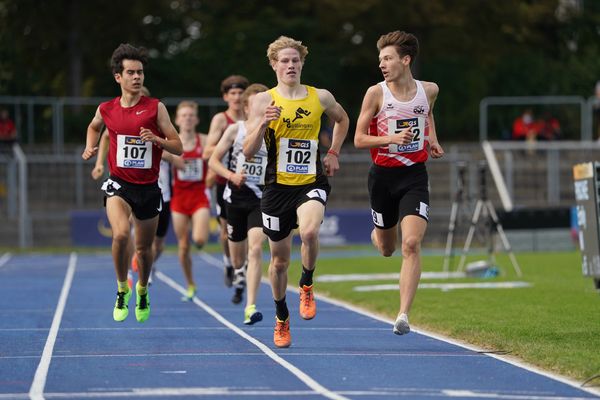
left=244, top=304, right=263, bottom=325
left=135, top=289, right=150, bottom=323
left=113, top=290, right=131, bottom=322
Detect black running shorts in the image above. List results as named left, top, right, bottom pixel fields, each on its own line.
left=226, top=202, right=263, bottom=242
left=367, top=163, right=430, bottom=229
left=261, top=177, right=331, bottom=242
left=102, top=176, right=162, bottom=221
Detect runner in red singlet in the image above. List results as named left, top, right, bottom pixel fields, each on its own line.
left=171, top=101, right=211, bottom=301
left=354, top=31, right=444, bottom=335
left=203, top=75, right=249, bottom=287
left=82, top=44, right=182, bottom=323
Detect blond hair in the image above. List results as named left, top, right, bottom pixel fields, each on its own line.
left=376, top=31, right=419, bottom=65
left=176, top=100, right=198, bottom=114
left=241, top=83, right=269, bottom=108
left=266, top=36, right=308, bottom=65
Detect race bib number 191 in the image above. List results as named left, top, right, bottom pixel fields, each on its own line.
left=116, top=135, right=152, bottom=169
left=387, top=117, right=425, bottom=154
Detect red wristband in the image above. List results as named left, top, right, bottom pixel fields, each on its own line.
left=327, top=149, right=339, bottom=158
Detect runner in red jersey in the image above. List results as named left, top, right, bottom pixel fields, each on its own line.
left=171, top=101, right=211, bottom=301
left=203, top=75, right=249, bottom=287
left=82, top=44, right=182, bottom=323
left=354, top=31, right=444, bottom=336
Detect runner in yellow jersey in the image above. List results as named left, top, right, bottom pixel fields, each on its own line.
left=244, top=36, right=349, bottom=348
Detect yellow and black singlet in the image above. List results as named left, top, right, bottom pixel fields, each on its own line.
left=264, top=86, right=325, bottom=186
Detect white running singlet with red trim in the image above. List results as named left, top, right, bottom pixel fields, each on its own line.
left=368, top=80, right=430, bottom=167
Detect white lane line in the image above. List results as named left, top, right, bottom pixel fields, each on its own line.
left=313, top=293, right=600, bottom=398
left=317, top=271, right=466, bottom=282
left=353, top=281, right=532, bottom=292
left=199, top=251, right=598, bottom=397
left=0, top=388, right=595, bottom=399
left=0, top=252, right=12, bottom=268
left=156, top=270, right=348, bottom=400
left=28, top=252, right=77, bottom=400
left=1, top=351, right=484, bottom=360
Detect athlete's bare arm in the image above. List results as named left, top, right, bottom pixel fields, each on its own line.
left=422, top=81, right=444, bottom=159
left=317, top=89, right=349, bottom=177
left=199, top=133, right=216, bottom=187
left=91, top=129, right=109, bottom=180
left=354, top=85, right=413, bottom=149
left=161, top=151, right=185, bottom=170
left=209, top=124, right=245, bottom=187
left=243, top=91, right=277, bottom=159
left=202, top=113, right=228, bottom=160
left=144, top=102, right=183, bottom=155
left=82, top=106, right=104, bottom=160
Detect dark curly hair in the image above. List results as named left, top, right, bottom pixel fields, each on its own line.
left=110, top=43, right=148, bottom=75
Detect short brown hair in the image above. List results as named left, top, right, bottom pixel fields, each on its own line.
left=220, top=75, right=249, bottom=94
left=376, top=31, right=419, bottom=65
left=241, top=83, right=269, bottom=108
left=267, top=36, right=308, bottom=65
left=110, top=43, right=148, bottom=75
left=176, top=100, right=198, bottom=114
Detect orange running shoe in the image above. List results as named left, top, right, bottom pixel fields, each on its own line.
left=131, top=255, right=139, bottom=273
left=273, top=317, right=291, bottom=348
left=299, top=285, right=316, bottom=320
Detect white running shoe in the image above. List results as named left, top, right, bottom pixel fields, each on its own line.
left=393, top=313, right=410, bottom=335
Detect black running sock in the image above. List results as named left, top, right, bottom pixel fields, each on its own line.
left=274, top=297, right=289, bottom=321
left=299, top=266, right=314, bottom=288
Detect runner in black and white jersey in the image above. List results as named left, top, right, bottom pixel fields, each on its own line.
left=208, top=83, right=269, bottom=325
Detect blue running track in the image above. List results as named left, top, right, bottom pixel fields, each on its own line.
left=0, top=252, right=598, bottom=399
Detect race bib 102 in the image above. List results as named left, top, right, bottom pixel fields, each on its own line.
left=277, top=138, right=317, bottom=175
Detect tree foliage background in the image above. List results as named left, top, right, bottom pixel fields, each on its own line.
left=0, top=0, right=599, bottom=141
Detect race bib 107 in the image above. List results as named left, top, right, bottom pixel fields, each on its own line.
left=116, top=135, right=152, bottom=169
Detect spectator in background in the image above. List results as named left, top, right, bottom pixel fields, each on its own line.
left=0, top=108, right=16, bottom=150
left=537, top=112, right=561, bottom=141
left=512, top=108, right=539, bottom=141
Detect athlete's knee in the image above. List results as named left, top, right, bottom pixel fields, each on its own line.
left=379, top=242, right=396, bottom=257
left=299, top=225, right=319, bottom=244
left=248, top=243, right=262, bottom=263
left=192, top=237, right=205, bottom=250
left=270, top=257, right=289, bottom=273
left=135, top=248, right=152, bottom=263
left=401, top=236, right=421, bottom=257
left=178, top=240, right=190, bottom=254
left=373, top=230, right=395, bottom=257
left=153, top=241, right=164, bottom=256
left=112, top=230, right=129, bottom=247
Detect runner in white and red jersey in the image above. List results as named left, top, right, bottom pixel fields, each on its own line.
left=82, top=44, right=182, bottom=324
left=170, top=101, right=211, bottom=301
left=203, top=75, right=249, bottom=288
left=354, top=31, right=444, bottom=336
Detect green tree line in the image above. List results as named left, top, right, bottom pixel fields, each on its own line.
left=1, top=0, right=599, bottom=141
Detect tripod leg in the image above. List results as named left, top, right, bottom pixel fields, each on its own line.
left=486, top=201, right=523, bottom=277
left=458, top=200, right=483, bottom=271
left=443, top=202, right=459, bottom=272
